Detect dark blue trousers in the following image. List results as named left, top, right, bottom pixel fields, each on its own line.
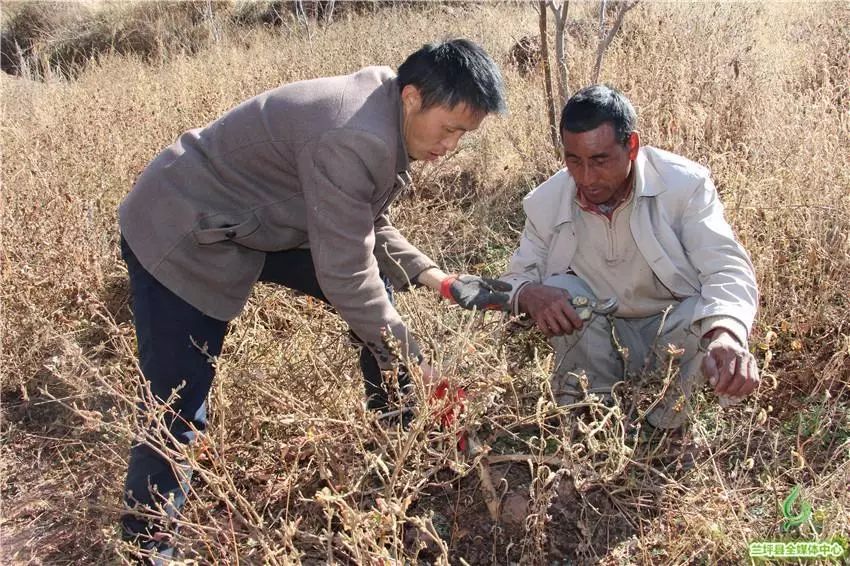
left=119, top=237, right=398, bottom=541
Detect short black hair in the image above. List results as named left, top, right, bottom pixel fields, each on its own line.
left=560, top=85, right=636, bottom=145
left=398, top=39, right=507, bottom=115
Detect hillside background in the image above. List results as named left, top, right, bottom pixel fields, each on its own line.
left=1, top=1, right=848, bottom=564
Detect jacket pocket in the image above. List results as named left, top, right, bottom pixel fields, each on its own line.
left=193, top=212, right=261, bottom=245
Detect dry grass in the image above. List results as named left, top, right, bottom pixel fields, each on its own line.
left=2, top=1, right=849, bottom=564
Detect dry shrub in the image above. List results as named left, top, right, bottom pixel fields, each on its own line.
left=87, top=2, right=219, bottom=60
left=231, top=0, right=371, bottom=27
left=0, top=0, right=231, bottom=80
left=508, top=34, right=540, bottom=76
left=0, top=1, right=91, bottom=76
left=231, top=0, right=295, bottom=27
left=1, top=2, right=849, bottom=564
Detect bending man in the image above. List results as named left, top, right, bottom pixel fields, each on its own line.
left=118, top=39, right=510, bottom=558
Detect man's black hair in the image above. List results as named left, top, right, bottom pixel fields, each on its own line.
left=398, top=39, right=507, bottom=115
left=560, top=84, right=636, bottom=145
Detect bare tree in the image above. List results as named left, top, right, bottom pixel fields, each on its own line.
left=538, top=1, right=559, bottom=154
left=323, top=0, right=335, bottom=24
left=293, top=1, right=336, bottom=31
left=547, top=1, right=570, bottom=108
left=294, top=0, right=309, bottom=31
left=591, top=0, right=639, bottom=83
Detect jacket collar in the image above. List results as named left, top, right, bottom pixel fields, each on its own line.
left=554, top=147, right=665, bottom=225
left=392, top=78, right=411, bottom=174
left=634, top=148, right=666, bottom=197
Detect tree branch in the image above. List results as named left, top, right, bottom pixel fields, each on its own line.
left=592, top=0, right=638, bottom=84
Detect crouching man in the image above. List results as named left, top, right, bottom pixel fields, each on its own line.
left=501, top=85, right=759, bottom=431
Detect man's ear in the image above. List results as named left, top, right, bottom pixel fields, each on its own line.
left=627, top=131, right=641, bottom=160
left=401, top=84, right=422, bottom=113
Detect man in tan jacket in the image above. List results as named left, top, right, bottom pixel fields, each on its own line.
left=501, top=85, right=760, bottom=433
left=118, top=39, right=509, bottom=559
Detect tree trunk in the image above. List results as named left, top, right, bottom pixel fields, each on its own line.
left=552, top=1, right=570, bottom=107
left=598, top=0, right=607, bottom=41
left=539, top=1, right=560, bottom=155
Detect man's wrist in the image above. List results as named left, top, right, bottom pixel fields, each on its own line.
left=514, top=281, right=537, bottom=315
left=415, top=267, right=451, bottom=292
left=699, top=316, right=748, bottom=348
left=702, top=327, right=741, bottom=347
left=439, top=274, right=458, bottom=301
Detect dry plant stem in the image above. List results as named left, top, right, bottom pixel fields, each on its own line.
left=467, top=430, right=501, bottom=521
left=408, top=514, right=450, bottom=563
left=638, top=305, right=677, bottom=420
left=488, top=454, right=562, bottom=467
left=325, top=509, right=334, bottom=564
left=75, top=310, right=287, bottom=561
left=644, top=304, right=673, bottom=375
left=490, top=398, right=611, bottom=430
left=51, top=367, right=284, bottom=563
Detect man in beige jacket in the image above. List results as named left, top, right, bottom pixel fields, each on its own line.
left=118, top=39, right=509, bottom=559
left=501, top=85, right=759, bottom=432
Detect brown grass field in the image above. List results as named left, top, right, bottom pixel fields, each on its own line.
left=1, top=1, right=848, bottom=564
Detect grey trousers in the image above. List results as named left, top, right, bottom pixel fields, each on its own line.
left=545, top=274, right=704, bottom=429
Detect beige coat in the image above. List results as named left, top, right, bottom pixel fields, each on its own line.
left=501, top=146, right=758, bottom=343
left=119, top=66, right=435, bottom=366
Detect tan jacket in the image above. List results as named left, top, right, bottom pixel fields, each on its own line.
left=119, top=67, right=436, bottom=366
left=501, top=147, right=758, bottom=344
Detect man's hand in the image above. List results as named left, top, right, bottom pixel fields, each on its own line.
left=517, top=283, right=584, bottom=337
left=441, top=274, right=512, bottom=311
left=701, top=329, right=760, bottom=400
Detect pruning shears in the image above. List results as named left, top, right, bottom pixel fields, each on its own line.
left=432, top=380, right=468, bottom=452
left=571, top=295, right=619, bottom=321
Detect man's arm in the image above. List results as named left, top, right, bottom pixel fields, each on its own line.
left=680, top=176, right=758, bottom=341
left=297, top=131, right=423, bottom=369
left=373, top=214, right=512, bottom=310
left=374, top=213, right=438, bottom=289
left=415, top=266, right=451, bottom=289
left=679, top=176, right=760, bottom=399
left=497, top=213, right=583, bottom=335
left=500, top=215, right=549, bottom=314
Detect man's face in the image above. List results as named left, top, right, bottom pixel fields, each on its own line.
left=401, top=85, right=485, bottom=162
left=562, top=123, right=639, bottom=206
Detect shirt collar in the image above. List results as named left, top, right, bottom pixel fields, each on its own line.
left=575, top=173, right=635, bottom=219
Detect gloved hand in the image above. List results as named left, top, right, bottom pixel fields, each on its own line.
left=440, top=274, right=512, bottom=311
